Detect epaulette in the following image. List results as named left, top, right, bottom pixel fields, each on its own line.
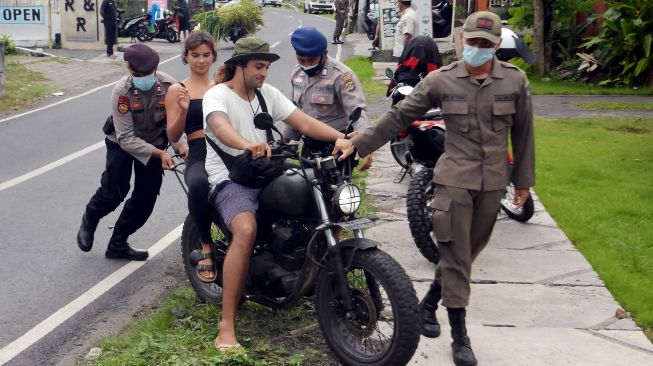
left=439, top=62, right=458, bottom=72
left=499, top=61, right=519, bottom=70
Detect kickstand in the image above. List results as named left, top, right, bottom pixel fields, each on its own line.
left=394, top=167, right=409, bottom=183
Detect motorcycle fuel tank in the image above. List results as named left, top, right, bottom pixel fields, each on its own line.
left=259, top=168, right=316, bottom=219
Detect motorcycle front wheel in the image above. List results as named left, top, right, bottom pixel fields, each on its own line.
left=501, top=183, right=535, bottom=222
left=315, top=248, right=420, bottom=366
left=180, top=214, right=224, bottom=305
left=406, top=168, right=439, bottom=263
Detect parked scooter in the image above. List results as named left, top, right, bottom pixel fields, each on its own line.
left=116, top=8, right=149, bottom=42
left=432, top=0, right=453, bottom=38
left=362, top=4, right=378, bottom=41
left=143, top=10, right=178, bottom=43
left=175, top=108, right=421, bottom=365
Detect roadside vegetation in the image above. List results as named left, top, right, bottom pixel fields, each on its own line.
left=0, top=55, right=56, bottom=112
left=535, top=116, right=653, bottom=340
left=572, top=101, right=653, bottom=110
left=529, top=78, right=653, bottom=95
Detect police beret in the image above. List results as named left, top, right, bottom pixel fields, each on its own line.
left=123, top=44, right=160, bottom=73
left=291, top=27, right=327, bottom=57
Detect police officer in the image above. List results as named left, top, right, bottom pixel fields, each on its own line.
left=333, top=11, right=534, bottom=366
left=333, top=0, right=347, bottom=44
left=76, top=44, right=185, bottom=261
left=286, top=27, right=372, bottom=169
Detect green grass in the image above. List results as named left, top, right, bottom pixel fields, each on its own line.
left=92, top=287, right=336, bottom=365
left=530, top=78, right=653, bottom=95
left=344, top=56, right=387, bottom=97
left=0, top=56, right=57, bottom=112
left=535, top=116, right=653, bottom=338
left=573, top=101, right=653, bottom=111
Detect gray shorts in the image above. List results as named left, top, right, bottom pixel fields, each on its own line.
left=210, top=181, right=261, bottom=228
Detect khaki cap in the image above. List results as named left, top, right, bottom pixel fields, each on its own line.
left=463, top=11, right=502, bottom=45
left=224, top=37, right=280, bottom=64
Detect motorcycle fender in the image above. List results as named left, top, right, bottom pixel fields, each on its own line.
left=333, top=238, right=378, bottom=270
left=410, top=163, right=429, bottom=176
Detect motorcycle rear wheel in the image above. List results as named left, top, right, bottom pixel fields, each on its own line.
left=166, top=28, right=177, bottom=43
left=406, top=169, right=440, bottom=263
left=136, top=25, right=149, bottom=42
left=390, top=137, right=411, bottom=170
left=315, top=248, right=420, bottom=366
left=500, top=183, right=535, bottom=222
left=180, top=214, right=224, bottom=305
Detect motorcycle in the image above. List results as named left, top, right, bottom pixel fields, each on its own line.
left=116, top=8, right=149, bottom=42
left=177, top=108, right=421, bottom=365
left=432, top=0, right=453, bottom=38
left=143, top=10, right=178, bottom=43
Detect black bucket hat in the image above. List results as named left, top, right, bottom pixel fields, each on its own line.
left=224, top=37, right=280, bottom=64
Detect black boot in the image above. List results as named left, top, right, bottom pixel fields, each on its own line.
left=419, top=281, right=441, bottom=338
left=447, top=308, right=477, bottom=366
left=76, top=213, right=99, bottom=252
left=105, top=234, right=149, bottom=261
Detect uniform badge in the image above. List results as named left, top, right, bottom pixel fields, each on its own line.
left=117, top=96, right=129, bottom=115
left=342, top=72, right=355, bottom=92
left=157, top=98, right=165, bottom=106
left=131, top=101, right=142, bottom=110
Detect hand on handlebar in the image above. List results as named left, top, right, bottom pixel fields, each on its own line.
left=332, top=138, right=356, bottom=162
left=160, top=151, right=175, bottom=170
left=246, top=142, right=271, bottom=160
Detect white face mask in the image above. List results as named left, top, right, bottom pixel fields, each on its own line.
left=462, top=44, right=495, bottom=67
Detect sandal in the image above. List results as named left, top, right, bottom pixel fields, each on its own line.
left=196, top=250, right=216, bottom=283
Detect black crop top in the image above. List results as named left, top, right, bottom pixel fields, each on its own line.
left=185, top=99, right=204, bottom=135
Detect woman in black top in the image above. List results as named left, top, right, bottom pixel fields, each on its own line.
left=166, top=31, right=217, bottom=282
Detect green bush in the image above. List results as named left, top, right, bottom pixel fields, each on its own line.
left=1, top=34, right=16, bottom=55
left=581, top=0, right=653, bottom=86
left=192, top=0, right=264, bottom=42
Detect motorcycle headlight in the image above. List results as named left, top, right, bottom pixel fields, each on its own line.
left=334, top=183, right=362, bottom=216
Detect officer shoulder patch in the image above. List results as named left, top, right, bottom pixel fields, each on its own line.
left=117, top=95, right=130, bottom=115
left=342, top=72, right=355, bottom=92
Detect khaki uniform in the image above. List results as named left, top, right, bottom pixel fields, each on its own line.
left=353, top=58, right=535, bottom=307
left=283, top=56, right=370, bottom=141
left=107, top=71, right=178, bottom=165
left=333, top=0, right=348, bottom=40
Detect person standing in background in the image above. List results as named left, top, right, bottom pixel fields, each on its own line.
left=393, top=0, right=418, bottom=57
left=333, top=0, right=348, bottom=44
left=100, top=0, right=118, bottom=59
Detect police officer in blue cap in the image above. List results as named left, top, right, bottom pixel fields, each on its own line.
left=285, top=27, right=373, bottom=169
left=76, top=44, right=186, bottom=261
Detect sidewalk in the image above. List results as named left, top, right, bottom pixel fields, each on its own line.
left=345, top=31, right=653, bottom=365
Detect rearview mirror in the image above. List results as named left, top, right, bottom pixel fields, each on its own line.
left=385, top=68, right=394, bottom=79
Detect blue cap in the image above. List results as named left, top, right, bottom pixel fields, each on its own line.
left=291, top=27, right=328, bottom=56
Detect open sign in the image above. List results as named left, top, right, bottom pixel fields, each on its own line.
left=0, top=6, right=45, bottom=24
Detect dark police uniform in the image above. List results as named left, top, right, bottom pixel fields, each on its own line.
left=77, top=44, right=181, bottom=260
left=100, top=0, right=118, bottom=56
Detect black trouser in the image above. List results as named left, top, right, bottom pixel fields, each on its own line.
left=105, top=24, right=116, bottom=55
left=184, top=139, right=213, bottom=244
left=84, top=138, right=163, bottom=238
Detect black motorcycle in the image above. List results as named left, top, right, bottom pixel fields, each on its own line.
left=432, top=0, right=453, bottom=38
left=177, top=108, right=420, bottom=365
left=116, top=8, right=149, bottom=42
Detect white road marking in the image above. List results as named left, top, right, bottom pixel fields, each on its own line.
left=270, top=41, right=281, bottom=48
left=0, top=224, right=183, bottom=365
left=288, top=15, right=295, bottom=19
left=335, top=44, right=342, bottom=62
left=0, top=55, right=180, bottom=126
left=0, top=141, right=105, bottom=193
left=298, top=19, right=303, bottom=24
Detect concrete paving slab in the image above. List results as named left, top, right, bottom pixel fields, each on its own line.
left=489, top=219, right=571, bottom=250
left=409, top=326, right=653, bottom=365
left=472, top=247, right=597, bottom=285
left=593, top=329, right=653, bottom=351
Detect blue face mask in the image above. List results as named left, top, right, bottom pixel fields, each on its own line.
left=462, top=44, right=495, bottom=67
left=132, top=73, right=157, bottom=91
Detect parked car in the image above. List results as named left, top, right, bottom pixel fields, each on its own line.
left=263, top=0, right=282, bottom=7
left=304, top=0, right=334, bottom=14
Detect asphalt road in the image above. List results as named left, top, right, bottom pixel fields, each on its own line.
left=0, top=9, right=342, bottom=365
